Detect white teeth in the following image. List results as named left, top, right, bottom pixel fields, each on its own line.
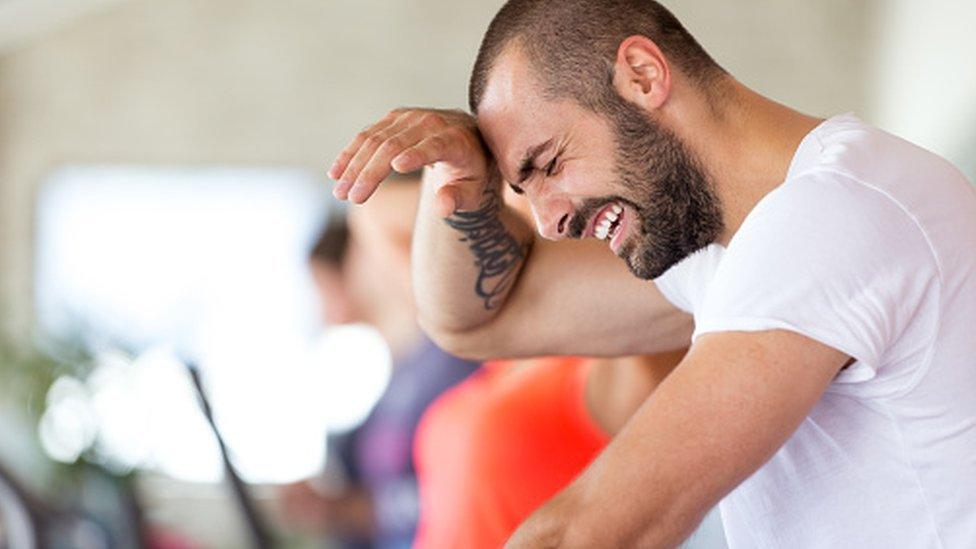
left=593, top=203, right=624, bottom=241
left=595, top=222, right=609, bottom=239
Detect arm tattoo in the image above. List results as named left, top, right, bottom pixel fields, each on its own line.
left=444, top=185, right=528, bottom=309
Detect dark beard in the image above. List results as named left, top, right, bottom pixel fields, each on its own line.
left=569, top=94, right=725, bottom=280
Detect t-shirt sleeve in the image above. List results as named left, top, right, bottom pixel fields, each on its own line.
left=693, top=173, right=939, bottom=381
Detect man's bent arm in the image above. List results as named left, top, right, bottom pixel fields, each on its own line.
left=330, top=108, right=691, bottom=359
left=507, top=329, right=848, bottom=547
left=412, top=165, right=535, bottom=335
left=413, top=173, right=693, bottom=359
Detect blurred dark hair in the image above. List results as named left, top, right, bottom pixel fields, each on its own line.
left=309, top=218, right=350, bottom=268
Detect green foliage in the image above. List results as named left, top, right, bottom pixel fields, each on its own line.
left=0, top=337, right=94, bottom=422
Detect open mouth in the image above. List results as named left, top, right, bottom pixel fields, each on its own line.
left=591, top=202, right=624, bottom=243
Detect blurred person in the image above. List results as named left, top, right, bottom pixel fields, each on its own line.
left=280, top=175, right=478, bottom=548
left=329, top=1, right=976, bottom=547
left=414, top=352, right=724, bottom=548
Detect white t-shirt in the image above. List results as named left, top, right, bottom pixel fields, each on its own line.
left=655, top=114, right=976, bottom=548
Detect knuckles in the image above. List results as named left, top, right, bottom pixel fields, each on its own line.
left=418, top=112, right=446, bottom=129
left=379, top=135, right=405, bottom=152
left=363, top=134, right=385, bottom=149
left=424, top=134, right=447, bottom=152
left=349, top=108, right=485, bottom=176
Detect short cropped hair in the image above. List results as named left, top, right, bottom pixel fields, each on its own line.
left=469, top=0, right=725, bottom=113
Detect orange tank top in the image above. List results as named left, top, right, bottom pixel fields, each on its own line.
left=413, top=357, right=609, bottom=548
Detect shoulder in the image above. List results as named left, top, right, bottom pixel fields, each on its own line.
left=714, top=170, right=941, bottom=316
left=729, top=170, right=933, bottom=263
left=694, top=171, right=942, bottom=372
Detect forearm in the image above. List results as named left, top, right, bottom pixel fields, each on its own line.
left=510, top=434, right=708, bottom=548
left=508, top=330, right=846, bottom=548
left=412, top=167, right=534, bottom=335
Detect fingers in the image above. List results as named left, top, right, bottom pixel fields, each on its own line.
left=453, top=181, right=488, bottom=212
left=346, top=115, right=450, bottom=203
left=329, top=109, right=487, bottom=207
left=392, top=129, right=462, bottom=170
left=434, top=185, right=458, bottom=218
left=433, top=181, right=490, bottom=217
left=329, top=109, right=405, bottom=181
left=332, top=111, right=412, bottom=200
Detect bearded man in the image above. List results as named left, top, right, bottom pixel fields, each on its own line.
left=328, top=1, right=976, bottom=547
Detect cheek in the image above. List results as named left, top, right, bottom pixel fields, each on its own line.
left=564, top=156, right=619, bottom=195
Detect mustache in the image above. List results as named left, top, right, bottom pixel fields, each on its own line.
left=566, top=195, right=639, bottom=239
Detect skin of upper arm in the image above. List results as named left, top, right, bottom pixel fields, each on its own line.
left=428, top=236, right=694, bottom=360
left=507, top=329, right=849, bottom=547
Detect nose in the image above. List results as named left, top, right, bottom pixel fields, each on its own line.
left=530, top=197, right=573, bottom=241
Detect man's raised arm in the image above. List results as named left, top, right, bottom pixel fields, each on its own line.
left=330, top=109, right=534, bottom=334
left=329, top=108, right=691, bottom=359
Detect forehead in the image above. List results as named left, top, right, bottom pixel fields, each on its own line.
left=476, top=48, right=580, bottom=180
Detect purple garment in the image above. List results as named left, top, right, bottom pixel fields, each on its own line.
left=353, top=336, right=478, bottom=548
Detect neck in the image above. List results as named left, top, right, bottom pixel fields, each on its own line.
left=666, top=76, right=823, bottom=245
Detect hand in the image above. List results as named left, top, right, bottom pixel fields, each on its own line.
left=328, top=108, right=492, bottom=216
left=505, top=487, right=580, bottom=549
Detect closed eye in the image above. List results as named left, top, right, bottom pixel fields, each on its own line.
left=544, top=156, right=559, bottom=177
left=510, top=153, right=559, bottom=195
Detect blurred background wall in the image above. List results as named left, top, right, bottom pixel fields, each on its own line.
left=0, top=0, right=973, bottom=546
left=3, top=0, right=975, bottom=333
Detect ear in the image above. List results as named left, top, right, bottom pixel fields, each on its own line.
left=611, top=35, right=671, bottom=111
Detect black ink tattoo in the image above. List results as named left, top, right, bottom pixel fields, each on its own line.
left=444, top=185, right=528, bottom=309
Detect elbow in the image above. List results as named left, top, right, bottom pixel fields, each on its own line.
left=417, top=314, right=498, bottom=361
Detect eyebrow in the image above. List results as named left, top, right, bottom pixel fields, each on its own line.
left=516, top=139, right=554, bottom=185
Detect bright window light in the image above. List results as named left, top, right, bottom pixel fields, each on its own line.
left=34, top=166, right=391, bottom=483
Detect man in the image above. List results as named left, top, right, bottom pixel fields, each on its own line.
left=328, top=1, right=976, bottom=547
